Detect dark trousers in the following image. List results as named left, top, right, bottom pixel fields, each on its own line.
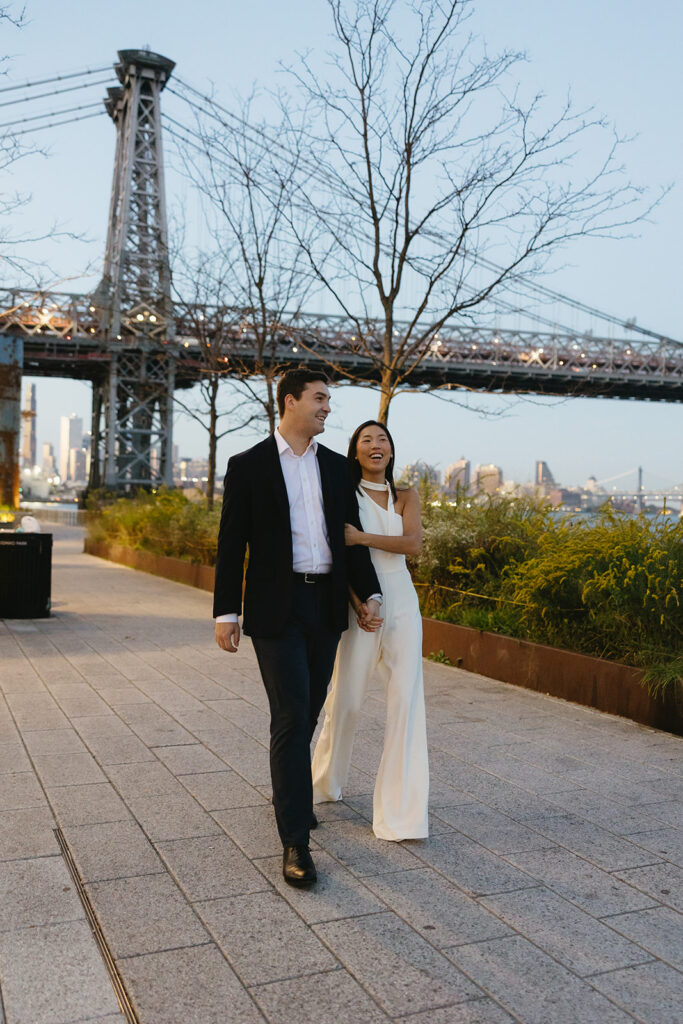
left=251, top=577, right=341, bottom=847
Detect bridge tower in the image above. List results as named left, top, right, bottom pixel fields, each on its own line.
left=92, top=49, right=176, bottom=492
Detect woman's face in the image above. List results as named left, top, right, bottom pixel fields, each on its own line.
left=355, top=424, right=393, bottom=474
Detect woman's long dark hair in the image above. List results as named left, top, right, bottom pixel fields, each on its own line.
left=347, top=420, right=398, bottom=500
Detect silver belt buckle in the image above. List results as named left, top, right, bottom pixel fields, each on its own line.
left=303, top=572, right=315, bottom=584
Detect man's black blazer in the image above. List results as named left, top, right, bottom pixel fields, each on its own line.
left=213, top=435, right=381, bottom=637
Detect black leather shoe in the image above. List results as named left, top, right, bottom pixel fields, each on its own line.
left=310, top=812, right=318, bottom=830
left=283, top=845, right=317, bottom=888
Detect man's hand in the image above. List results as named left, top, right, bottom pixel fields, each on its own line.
left=357, top=598, right=383, bottom=632
left=215, top=621, right=240, bottom=652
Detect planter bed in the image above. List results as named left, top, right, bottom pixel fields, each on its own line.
left=84, top=538, right=681, bottom=736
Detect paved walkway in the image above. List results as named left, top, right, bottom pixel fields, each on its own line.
left=0, top=528, right=681, bottom=1024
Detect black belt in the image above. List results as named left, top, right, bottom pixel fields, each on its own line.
left=293, top=571, right=332, bottom=584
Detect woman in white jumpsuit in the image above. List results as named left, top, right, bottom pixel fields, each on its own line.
left=312, top=420, right=429, bottom=841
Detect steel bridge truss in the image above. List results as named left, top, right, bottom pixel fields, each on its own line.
left=3, top=288, right=680, bottom=402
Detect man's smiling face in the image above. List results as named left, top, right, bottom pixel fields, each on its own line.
left=287, top=379, right=331, bottom=437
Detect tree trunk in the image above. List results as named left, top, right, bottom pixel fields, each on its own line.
left=265, top=373, right=277, bottom=433
left=377, top=367, right=394, bottom=423
left=207, top=378, right=218, bottom=511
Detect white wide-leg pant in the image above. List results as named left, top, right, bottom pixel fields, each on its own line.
left=312, top=567, right=429, bottom=840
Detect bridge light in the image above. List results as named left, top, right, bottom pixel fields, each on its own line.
left=136, top=313, right=144, bottom=321
left=184, top=341, right=189, bottom=348
left=89, top=327, right=95, bottom=334
left=89, top=305, right=96, bottom=312
left=149, top=315, right=157, bottom=323
left=559, top=360, right=564, bottom=365
left=292, top=346, right=299, bottom=353
left=592, top=363, right=597, bottom=368
left=116, top=334, right=122, bottom=340
left=626, top=348, right=632, bottom=355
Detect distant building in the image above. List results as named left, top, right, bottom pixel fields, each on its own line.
left=59, top=414, right=83, bottom=482
left=473, top=464, right=503, bottom=494
left=535, top=460, right=556, bottom=488
left=397, top=461, right=440, bottom=491
left=21, top=383, right=37, bottom=469
left=444, top=458, right=470, bottom=495
left=42, top=442, right=56, bottom=476
left=68, top=447, right=87, bottom=484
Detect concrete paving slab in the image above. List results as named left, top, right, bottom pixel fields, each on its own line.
left=602, top=905, right=683, bottom=968
left=177, top=769, right=268, bottom=810
left=504, top=846, right=657, bottom=917
left=156, top=834, right=269, bottom=900
left=251, top=968, right=391, bottom=1023
left=361, top=867, right=513, bottom=948
left=212, top=803, right=287, bottom=858
left=519, top=811, right=666, bottom=871
left=445, top=935, right=636, bottom=1023
left=31, top=752, right=107, bottom=787
left=86, top=873, right=209, bottom=958
left=80, top=733, right=156, bottom=765
left=0, top=771, right=46, bottom=810
left=255, top=850, right=386, bottom=923
left=625, top=826, right=683, bottom=866
left=0, top=919, right=121, bottom=1024
left=117, top=944, right=263, bottom=1024
left=196, top=890, right=338, bottom=985
left=412, top=830, right=539, bottom=896
left=124, top=791, right=221, bottom=842
left=587, top=960, right=683, bottom=1024
left=433, top=801, right=559, bottom=854
left=0, top=743, right=29, bottom=775
left=614, top=861, right=683, bottom=912
left=0, top=806, right=59, bottom=860
left=0, top=856, right=83, bottom=931
left=45, top=783, right=132, bottom=827
left=22, top=729, right=89, bottom=756
left=312, top=817, right=423, bottom=876
left=151, top=742, right=226, bottom=775
left=480, top=886, right=648, bottom=976
left=60, top=820, right=163, bottom=882
left=397, top=1002, right=516, bottom=1023
left=314, top=911, right=483, bottom=1017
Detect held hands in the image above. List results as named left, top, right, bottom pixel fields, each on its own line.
left=215, top=621, right=240, bottom=653
left=356, top=597, right=383, bottom=632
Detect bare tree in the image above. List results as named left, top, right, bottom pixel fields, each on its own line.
left=172, top=250, right=272, bottom=509
left=168, top=89, right=319, bottom=457
left=283, top=0, right=656, bottom=421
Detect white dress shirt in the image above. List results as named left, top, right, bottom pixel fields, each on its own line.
left=216, top=429, right=332, bottom=624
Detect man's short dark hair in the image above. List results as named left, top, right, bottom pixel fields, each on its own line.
left=276, top=366, right=330, bottom=417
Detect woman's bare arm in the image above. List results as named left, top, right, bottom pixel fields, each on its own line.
left=345, top=488, right=422, bottom=556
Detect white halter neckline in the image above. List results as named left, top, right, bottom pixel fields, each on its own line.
left=360, top=479, right=389, bottom=492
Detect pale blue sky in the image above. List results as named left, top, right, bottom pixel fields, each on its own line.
left=5, top=0, right=682, bottom=489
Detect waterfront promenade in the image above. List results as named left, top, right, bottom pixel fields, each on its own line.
left=0, top=528, right=681, bottom=1024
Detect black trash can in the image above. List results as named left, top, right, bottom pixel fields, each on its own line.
left=0, top=533, right=52, bottom=618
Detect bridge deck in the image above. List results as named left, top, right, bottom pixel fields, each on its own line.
left=0, top=528, right=680, bottom=1023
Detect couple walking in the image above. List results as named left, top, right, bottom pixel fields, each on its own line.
left=214, top=368, right=429, bottom=887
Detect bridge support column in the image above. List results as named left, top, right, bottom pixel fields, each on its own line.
left=0, top=335, right=22, bottom=508
left=102, top=347, right=175, bottom=492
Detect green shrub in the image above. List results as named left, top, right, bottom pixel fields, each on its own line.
left=87, top=489, right=220, bottom=565
left=413, top=496, right=682, bottom=693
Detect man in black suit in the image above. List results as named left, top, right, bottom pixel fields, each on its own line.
left=214, top=368, right=382, bottom=887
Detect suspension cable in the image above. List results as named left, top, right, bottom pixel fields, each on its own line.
left=0, top=77, right=114, bottom=110
left=0, top=101, right=102, bottom=130
left=0, top=66, right=111, bottom=95
left=8, top=110, right=106, bottom=138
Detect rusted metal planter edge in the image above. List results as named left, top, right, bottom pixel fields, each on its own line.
left=83, top=538, right=215, bottom=593
left=83, top=538, right=681, bottom=736
left=422, top=617, right=682, bottom=736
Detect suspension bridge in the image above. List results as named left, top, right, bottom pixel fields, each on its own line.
left=0, top=49, right=681, bottom=505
